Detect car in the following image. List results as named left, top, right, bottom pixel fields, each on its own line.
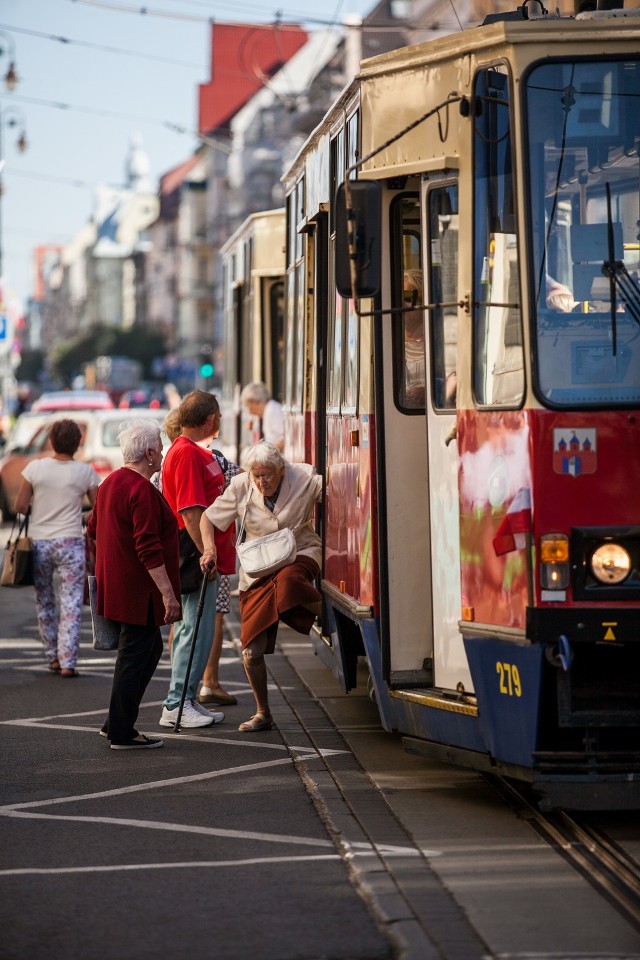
left=118, top=388, right=164, bottom=409
left=31, top=390, right=114, bottom=412
left=5, top=412, right=53, bottom=452
left=0, top=409, right=170, bottom=521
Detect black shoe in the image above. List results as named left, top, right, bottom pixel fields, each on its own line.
left=110, top=735, right=163, bottom=751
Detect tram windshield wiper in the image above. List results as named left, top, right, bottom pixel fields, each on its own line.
left=601, top=259, right=640, bottom=325
left=602, top=182, right=640, bottom=356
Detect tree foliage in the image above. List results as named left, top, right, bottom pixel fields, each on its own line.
left=15, top=348, right=46, bottom=383
left=50, top=326, right=167, bottom=384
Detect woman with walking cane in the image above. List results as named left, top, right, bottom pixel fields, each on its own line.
left=87, top=419, right=181, bottom=750
left=200, top=441, right=322, bottom=732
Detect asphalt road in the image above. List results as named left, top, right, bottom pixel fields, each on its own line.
left=0, top=582, right=394, bottom=960
left=2, top=566, right=640, bottom=960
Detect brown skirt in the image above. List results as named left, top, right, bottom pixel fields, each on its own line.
left=239, top=555, right=321, bottom=652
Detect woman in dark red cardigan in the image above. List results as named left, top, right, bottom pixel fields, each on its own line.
left=87, top=419, right=181, bottom=750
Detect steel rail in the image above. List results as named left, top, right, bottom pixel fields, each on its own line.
left=486, top=775, right=640, bottom=933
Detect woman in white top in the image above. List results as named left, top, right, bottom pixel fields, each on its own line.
left=15, top=419, right=101, bottom=676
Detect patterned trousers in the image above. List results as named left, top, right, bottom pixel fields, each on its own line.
left=32, top=537, right=86, bottom=669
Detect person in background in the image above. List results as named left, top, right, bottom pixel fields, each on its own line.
left=87, top=419, right=181, bottom=749
left=161, top=404, right=238, bottom=708
left=198, top=436, right=242, bottom=709
left=15, top=419, right=100, bottom=677
left=153, top=409, right=181, bottom=495
left=200, top=441, right=322, bottom=732
left=159, top=390, right=230, bottom=730
left=546, top=276, right=577, bottom=312
left=164, top=383, right=181, bottom=411
left=240, top=382, right=284, bottom=452
left=156, top=408, right=182, bottom=658
left=402, top=269, right=427, bottom=408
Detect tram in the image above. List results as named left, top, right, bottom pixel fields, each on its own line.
left=218, top=209, right=286, bottom=463
left=273, top=1, right=640, bottom=811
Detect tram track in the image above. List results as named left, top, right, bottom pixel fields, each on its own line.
left=486, top=774, right=640, bottom=934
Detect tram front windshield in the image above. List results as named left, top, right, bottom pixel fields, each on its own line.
left=525, top=57, right=640, bottom=407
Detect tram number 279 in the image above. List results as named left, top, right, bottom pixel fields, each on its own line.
left=496, top=662, right=522, bottom=697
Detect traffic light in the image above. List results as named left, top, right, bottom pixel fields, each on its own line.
left=199, top=344, right=214, bottom=380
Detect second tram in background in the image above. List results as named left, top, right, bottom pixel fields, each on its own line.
left=231, top=4, right=640, bottom=809
left=218, top=209, right=286, bottom=463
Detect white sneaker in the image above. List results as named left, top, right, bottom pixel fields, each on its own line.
left=192, top=700, right=225, bottom=724
left=159, top=701, right=215, bottom=728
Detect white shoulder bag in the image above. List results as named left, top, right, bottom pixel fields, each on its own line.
left=236, top=486, right=297, bottom=578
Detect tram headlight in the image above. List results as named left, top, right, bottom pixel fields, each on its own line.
left=540, top=533, right=570, bottom=590
left=590, top=543, right=631, bottom=585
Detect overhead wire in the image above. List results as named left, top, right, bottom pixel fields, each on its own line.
left=299, top=0, right=345, bottom=101
left=10, top=93, right=232, bottom=154
left=0, top=22, right=206, bottom=69
left=66, top=0, right=325, bottom=26
left=5, top=167, right=119, bottom=190
left=66, top=0, right=444, bottom=32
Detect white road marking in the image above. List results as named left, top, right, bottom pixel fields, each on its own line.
left=0, top=854, right=342, bottom=877
left=0, top=756, right=344, bottom=811
left=1, top=811, right=421, bottom=858
left=2, top=809, right=337, bottom=846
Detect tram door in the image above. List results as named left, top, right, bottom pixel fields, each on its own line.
left=422, top=178, right=472, bottom=693
left=382, top=191, right=432, bottom=686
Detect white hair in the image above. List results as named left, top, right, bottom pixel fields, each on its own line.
left=244, top=440, right=284, bottom=472
left=118, top=419, right=162, bottom=464
left=241, top=381, right=270, bottom=405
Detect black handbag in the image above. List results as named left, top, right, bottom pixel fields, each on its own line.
left=1, top=513, right=34, bottom=587
left=178, top=528, right=202, bottom=594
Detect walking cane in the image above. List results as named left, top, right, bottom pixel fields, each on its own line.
left=174, top=571, right=209, bottom=733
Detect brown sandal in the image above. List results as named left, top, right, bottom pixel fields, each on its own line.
left=238, top=713, right=273, bottom=732
left=60, top=668, right=79, bottom=678
left=48, top=660, right=61, bottom=672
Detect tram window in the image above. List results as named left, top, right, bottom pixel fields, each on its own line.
left=222, top=260, right=236, bottom=401
left=286, top=193, right=295, bottom=268
left=473, top=66, right=524, bottom=408
left=284, top=270, right=296, bottom=406
left=294, top=260, right=305, bottom=408
left=328, top=124, right=358, bottom=414
left=327, top=287, right=344, bottom=414
left=343, top=298, right=358, bottom=413
left=263, top=279, right=284, bottom=403
left=428, top=183, right=459, bottom=410
left=347, top=111, right=359, bottom=178
left=391, top=194, right=425, bottom=412
left=524, top=58, right=640, bottom=407
left=295, top=180, right=305, bottom=262
left=330, top=130, right=345, bottom=234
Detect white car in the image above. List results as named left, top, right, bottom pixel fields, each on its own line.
left=0, top=409, right=170, bottom=520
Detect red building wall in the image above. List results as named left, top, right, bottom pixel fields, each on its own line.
left=198, top=23, right=307, bottom=135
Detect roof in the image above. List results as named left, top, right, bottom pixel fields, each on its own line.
left=198, top=22, right=308, bottom=135
left=160, top=155, right=203, bottom=197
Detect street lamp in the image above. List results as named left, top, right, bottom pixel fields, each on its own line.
left=0, top=31, right=19, bottom=92
left=0, top=106, right=28, bottom=278
left=0, top=30, right=21, bottom=418
left=0, top=31, right=22, bottom=280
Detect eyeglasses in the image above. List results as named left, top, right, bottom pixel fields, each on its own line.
left=251, top=471, right=276, bottom=483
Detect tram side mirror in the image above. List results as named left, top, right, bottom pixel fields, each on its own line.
left=335, top=181, right=382, bottom=299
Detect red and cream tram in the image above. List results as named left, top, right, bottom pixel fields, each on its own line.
left=275, top=3, right=640, bottom=809
left=218, top=209, right=286, bottom=463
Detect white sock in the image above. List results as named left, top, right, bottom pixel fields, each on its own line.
left=200, top=685, right=213, bottom=696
